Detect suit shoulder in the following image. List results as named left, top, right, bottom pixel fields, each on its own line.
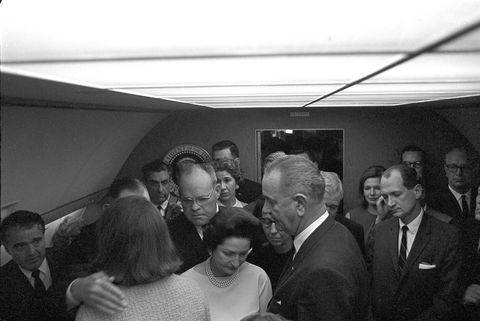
left=427, top=214, right=459, bottom=235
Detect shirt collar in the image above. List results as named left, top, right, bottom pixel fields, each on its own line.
left=19, top=257, right=49, bottom=280
left=448, top=185, right=471, bottom=201
left=294, top=210, right=329, bottom=254
left=399, top=208, right=424, bottom=234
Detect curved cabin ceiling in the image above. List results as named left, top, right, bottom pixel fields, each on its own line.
left=1, top=0, right=480, bottom=109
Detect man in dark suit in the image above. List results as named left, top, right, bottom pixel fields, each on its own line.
left=263, top=155, right=369, bottom=321
left=428, top=147, right=478, bottom=227
left=142, top=159, right=182, bottom=222
left=212, top=140, right=262, bottom=203
left=321, top=170, right=365, bottom=255
left=168, top=161, right=225, bottom=273
left=371, top=164, right=462, bottom=321
left=0, top=211, right=73, bottom=321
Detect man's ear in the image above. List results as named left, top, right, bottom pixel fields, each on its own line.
left=413, top=184, right=423, bottom=199
left=293, top=193, right=308, bottom=217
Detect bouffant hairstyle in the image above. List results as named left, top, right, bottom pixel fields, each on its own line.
left=359, top=165, right=386, bottom=208
left=213, top=158, right=242, bottom=183
left=203, top=207, right=259, bottom=252
left=94, top=196, right=181, bottom=286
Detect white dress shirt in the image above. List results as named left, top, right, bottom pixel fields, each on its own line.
left=448, top=185, right=471, bottom=213
left=398, top=209, right=424, bottom=258
left=293, top=210, right=329, bottom=257
left=19, top=258, right=52, bottom=290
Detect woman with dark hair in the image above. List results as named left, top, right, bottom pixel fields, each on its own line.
left=182, top=207, right=272, bottom=321
left=213, top=159, right=246, bottom=208
left=346, top=165, right=387, bottom=242
left=75, top=196, right=210, bottom=321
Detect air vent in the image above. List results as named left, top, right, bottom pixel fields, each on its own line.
left=290, top=112, right=310, bottom=117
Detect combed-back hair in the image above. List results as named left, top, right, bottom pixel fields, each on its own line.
left=400, top=145, right=426, bottom=163
left=0, top=210, right=45, bottom=244
left=141, top=159, right=172, bottom=180
left=358, top=165, right=386, bottom=208
left=106, top=177, right=146, bottom=199
left=175, top=161, right=217, bottom=187
left=203, top=207, right=259, bottom=252
left=383, top=164, right=420, bottom=190
left=212, top=140, right=240, bottom=158
left=213, top=158, right=242, bottom=183
left=264, top=155, right=325, bottom=202
left=94, top=196, right=181, bottom=286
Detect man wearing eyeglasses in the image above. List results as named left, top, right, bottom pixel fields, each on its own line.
left=428, top=147, right=478, bottom=226
left=168, top=161, right=226, bottom=273
left=263, top=155, right=369, bottom=321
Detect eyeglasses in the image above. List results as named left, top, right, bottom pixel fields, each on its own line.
left=180, top=189, right=215, bottom=207
left=402, top=161, right=423, bottom=169
left=259, top=217, right=286, bottom=231
left=445, top=163, right=472, bottom=173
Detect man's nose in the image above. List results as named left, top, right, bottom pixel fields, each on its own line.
left=26, top=244, right=36, bottom=255
left=269, top=223, right=279, bottom=234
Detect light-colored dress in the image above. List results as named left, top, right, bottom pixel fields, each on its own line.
left=182, top=261, right=272, bottom=321
left=75, top=274, right=210, bottom=321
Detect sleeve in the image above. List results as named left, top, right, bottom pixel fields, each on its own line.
left=257, top=269, right=273, bottom=312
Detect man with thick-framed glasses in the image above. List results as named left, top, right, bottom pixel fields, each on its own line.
left=428, top=146, right=478, bottom=226
left=168, top=161, right=225, bottom=273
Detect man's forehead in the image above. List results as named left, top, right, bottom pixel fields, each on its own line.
left=402, top=151, right=423, bottom=162
left=6, top=225, right=44, bottom=243
left=213, top=148, right=234, bottom=159
left=180, top=168, right=214, bottom=190
left=147, top=170, right=170, bottom=180
left=381, top=170, right=403, bottom=189
left=445, top=150, right=468, bottom=164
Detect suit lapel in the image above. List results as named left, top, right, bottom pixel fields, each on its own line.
left=275, top=215, right=335, bottom=292
left=399, top=214, right=431, bottom=282
left=386, top=219, right=401, bottom=278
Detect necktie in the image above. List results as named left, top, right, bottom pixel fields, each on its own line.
left=461, top=194, right=469, bottom=218
left=32, top=269, right=46, bottom=295
left=398, top=226, right=408, bottom=274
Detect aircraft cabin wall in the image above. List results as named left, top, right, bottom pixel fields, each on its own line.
left=117, top=106, right=479, bottom=212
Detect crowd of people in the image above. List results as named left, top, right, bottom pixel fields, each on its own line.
left=0, top=139, right=479, bottom=321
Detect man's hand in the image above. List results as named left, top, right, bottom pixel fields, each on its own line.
left=70, top=271, right=127, bottom=314
left=463, top=284, right=480, bottom=305
left=375, top=196, right=388, bottom=223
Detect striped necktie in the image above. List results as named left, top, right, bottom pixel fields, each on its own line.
left=398, top=225, right=408, bottom=274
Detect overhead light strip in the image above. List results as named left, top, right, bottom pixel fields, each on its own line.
left=302, top=18, right=480, bottom=108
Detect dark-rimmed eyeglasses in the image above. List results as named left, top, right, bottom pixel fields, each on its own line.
left=259, top=217, right=286, bottom=231
left=402, top=161, right=423, bottom=169
left=179, top=189, right=215, bottom=206
left=445, top=163, right=472, bottom=173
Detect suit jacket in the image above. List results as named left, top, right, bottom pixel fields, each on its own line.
left=371, top=212, right=462, bottom=321
left=168, top=207, right=228, bottom=273
left=0, top=250, right=73, bottom=321
left=335, top=214, right=365, bottom=255
left=268, top=215, right=369, bottom=321
left=237, top=178, right=262, bottom=204
left=428, top=185, right=478, bottom=227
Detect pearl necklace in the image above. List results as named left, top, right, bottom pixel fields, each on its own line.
left=205, top=257, right=239, bottom=288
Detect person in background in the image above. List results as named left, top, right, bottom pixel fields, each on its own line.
left=212, top=140, right=262, bottom=204
left=346, top=165, right=388, bottom=244
left=370, top=164, right=462, bottom=321
left=428, top=146, right=478, bottom=227
left=248, top=196, right=294, bottom=291
left=0, top=211, right=73, bottom=321
left=182, top=207, right=271, bottom=321
left=141, top=159, right=182, bottom=222
left=264, top=155, right=369, bottom=321
left=168, top=161, right=224, bottom=273
left=213, top=158, right=246, bottom=208
left=321, top=171, right=365, bottom=255
left=75, top=196, right=210, bottom=321
left=53, top=177, right=150, bottom=266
